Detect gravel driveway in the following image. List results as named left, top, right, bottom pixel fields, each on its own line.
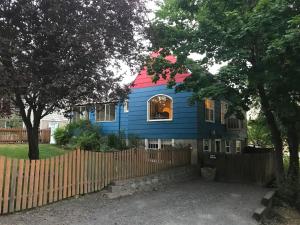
left=0, top=179, right=267, bottom=225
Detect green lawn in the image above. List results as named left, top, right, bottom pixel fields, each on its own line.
left=0, top=144, right=69, bottom=159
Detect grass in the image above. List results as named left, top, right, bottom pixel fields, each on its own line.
left=0, top=144, right=69, bottom=159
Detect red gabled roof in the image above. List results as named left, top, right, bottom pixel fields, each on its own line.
left=130, top=52, right=190, bottom=89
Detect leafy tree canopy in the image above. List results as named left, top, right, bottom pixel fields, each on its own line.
left=0, top=0, right=148, bottom=159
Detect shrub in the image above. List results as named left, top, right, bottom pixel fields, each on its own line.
left=107, top=132, right=127, bottom=150
left=54, top=127, right=71, bottom=146
left=54, top=120, right=103, bottom=150
left=128, top=134, right=140, bottom=149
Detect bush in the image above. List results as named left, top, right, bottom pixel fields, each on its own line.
left=107, top=132, right=127, bottom=150
left=54, top=127, right=71, bottom=146
left=128, top=134, right=140, bottom=149
left=54, top=120, right=103, bottom=150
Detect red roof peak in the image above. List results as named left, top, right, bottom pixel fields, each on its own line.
left=131, top=51, right=190, bottom=89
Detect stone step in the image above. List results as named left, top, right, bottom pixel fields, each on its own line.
left=253, top=206, right=267, bottom=221
left=261, top=191, right=276, bottom=207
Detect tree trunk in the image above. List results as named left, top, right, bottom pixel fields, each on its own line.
left=287, top=124, right=299, bottom=183
left=257, top=85, right=285, bottom=185
left=15, top=94, right=43, bottom=160
left=26, top=125, right=40, bottom=160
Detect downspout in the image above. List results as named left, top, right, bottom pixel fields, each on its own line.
left=118, top=102, right=121, bottom=136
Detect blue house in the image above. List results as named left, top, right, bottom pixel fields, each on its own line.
left=86, top=54, right=247, bottom=164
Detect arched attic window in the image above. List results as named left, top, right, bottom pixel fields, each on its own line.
left=147, top=94, right=173, bottom=121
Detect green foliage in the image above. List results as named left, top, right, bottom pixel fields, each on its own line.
left=54, top=120, right=103, bottom=151
left=54, top=120, right=138, bottom=151
left=107, top=131, right=127, bottom=150
left=248, top=115, right=272, bottom=147
left=54, top=127, right=71, bottom=146
left=150, top=0, right=300, bottom=188
left=127, top=134, right=140, bottom=149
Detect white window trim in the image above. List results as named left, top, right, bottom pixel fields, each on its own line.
left=147, top=94, right=173, bottom=122
left=95, top=103, right=116, bottom=122
left=225, top=140, right=231, bottom=154
left=124, top=100, right=129, bottom=113
left=215, top=139, right=222, bottom=153
left=203, top=139, right=211, bottom=152
left=145, top=138, right=175, bottom=150
left=205, top=99, right=215, bottom=123
left=236, top=140, right=242, bottom=153
left=221, top=101, right=228, bottom=125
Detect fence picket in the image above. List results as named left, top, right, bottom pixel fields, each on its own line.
left=0, top=149, right=192, bottom=216
left=3, top=158, right=11, bottom=214
left=0, top=128, right=50, bottom=144
left=54, top=157, right=59, bottom=202
left=9, top=159, right=18, bottom=213
left=32, top=160, right=40, bottom=208
left=84, top=151, right=88, bottom=194
left=0, top=157, right=4, bottom=214
left=71, top=151, right=76, bottom=196
left=27, top=160, right=36, bottom=209
left=38, top=160, right=45, bottom=206
left=63, top=154, right=68, bottom=198
left=58, top=156, right=64, bottom=200
left=76, top=150, right=80, bottom=195
left=15, top=159, right=24, bottom=211
left=22, top=160, right=30, bottom=210
left=68, top=153, right=72, bottom=197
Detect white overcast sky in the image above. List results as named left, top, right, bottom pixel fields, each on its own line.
left=119, top=0, right=226, bottom=85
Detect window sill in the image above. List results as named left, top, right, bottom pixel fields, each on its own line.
left=147, top=119, right=173, bottom=122
left=205, top=120, right=215, bottom=123
left=95, top=120, right=116, bottom=123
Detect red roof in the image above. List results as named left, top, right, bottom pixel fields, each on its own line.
left=130, top=52, right=190, bottom=89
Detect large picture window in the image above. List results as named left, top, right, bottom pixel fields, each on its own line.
left=205, top=99, right=215, bottom=122
left=96, top=103, right=115, bottom=122
left=148, top=95, right=173, bottom=121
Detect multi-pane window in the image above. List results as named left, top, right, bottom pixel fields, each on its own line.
left=148, top=95, right=173, bottom=121
left=227, top=117, right=240, bottom=129
left=145, top=138, right=174, bottom=150
left=225, top=140, right=231, bottom=153
left=205, top=99, right=215, bottom=122
left=73, top=106, right=89, bottom=122
left=203, top=139, right=211, bottom=152
left=148, top=139, right=159, bottom=150
left=236, top=140, right=241, bottom=153
left=96, top=103, right=115, bottom=122
left=124, top=100, right=129, bottom=113
left=220, top=101, right=228, bottom=124
left=161, top=139, right=173, bottom=150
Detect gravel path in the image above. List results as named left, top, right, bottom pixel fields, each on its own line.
left=0, top=179, right=267, bottom=225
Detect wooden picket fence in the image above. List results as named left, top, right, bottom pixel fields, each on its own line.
left=0, top=128, right=51, bottom=144
left=0, top=148, right=191, bottom=215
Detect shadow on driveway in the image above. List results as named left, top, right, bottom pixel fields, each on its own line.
left=0, top=179, right=267, bottom=225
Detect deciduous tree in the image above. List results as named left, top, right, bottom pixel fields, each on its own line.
left=0, top=0, right=147, bottom=159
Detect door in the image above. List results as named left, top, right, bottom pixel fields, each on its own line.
left=49, top=122, right=59, bottom=144
left=215, top=139, right=221, bottom=153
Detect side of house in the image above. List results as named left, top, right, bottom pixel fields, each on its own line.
left=87, top=56, right=247, bottom=164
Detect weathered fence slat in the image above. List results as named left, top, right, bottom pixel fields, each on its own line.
left=0, top=149, right=191, bottom=215
left=0, top=128, right=50, bottom=144
left=15, top=159, right=24, bottom=211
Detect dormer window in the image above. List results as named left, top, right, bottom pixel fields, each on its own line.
left=147, top=94, right=173, bottom=121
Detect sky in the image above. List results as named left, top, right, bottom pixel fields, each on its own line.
left=118, top=0, right=228, bottom=85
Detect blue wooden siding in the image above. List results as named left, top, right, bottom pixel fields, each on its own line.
left=90, top=104, right=128, bottom=135
left=89, top=84, right=246, bottom=140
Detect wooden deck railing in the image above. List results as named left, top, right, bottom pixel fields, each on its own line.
left=0, top=128, right=50, bottom=144
left=0, top=148, right=191, bottom=215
